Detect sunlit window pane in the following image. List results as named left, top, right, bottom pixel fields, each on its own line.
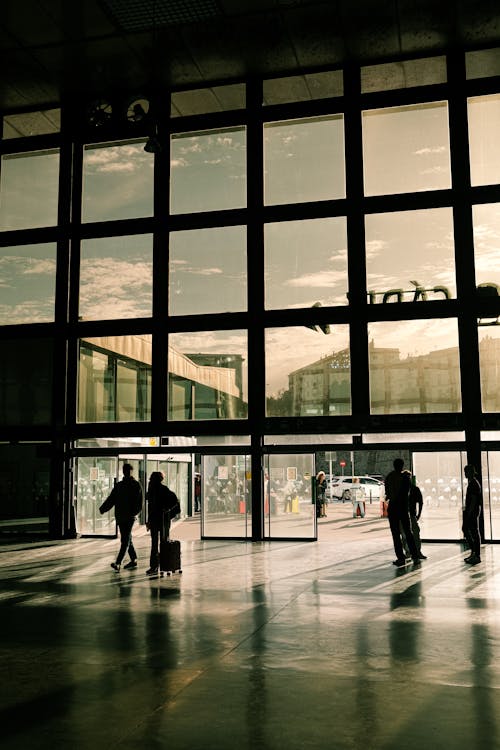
left=0, top=339, right=53, bottom=425
left=468, top=95, right=500, bottom=187
left=365, top=208, right=456, bottom=304
left=168, top=331, right=247, bottom=421
left=79, top=235, right=152, bottom=321
left=369, top=319, right=461, bottom=414
left=78, top=335, right=152, bottom=423
left=265, top=217, right=348, bottom=309
left=0, top=243, right=56, bottom=324
left=0, top=150, right=59, bottom=230
left=362, top=102, right=451, bottom=196
left=169, top=226, right=247, bottom=315
left=264, top=115, right=345, bottom=205
left=479, top=326, right=500, bottom=413
left=170, top=127, right=246, bottom=214
left=82, top=141, right=153, bottom=222
left=265, top=325, right=350, bottom=417
left=473, top=203, right=500, bottom=289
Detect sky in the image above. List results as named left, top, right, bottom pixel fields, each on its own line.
left=0, top=95, right=499, bottom=402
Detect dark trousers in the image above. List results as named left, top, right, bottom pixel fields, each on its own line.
left=116, top=518, right=137, bottom=565
left=388, top=504, right=419, bottom=560
left=149, top=522, right=161, bottom=569
left=463, top=513, right=481, bottom=557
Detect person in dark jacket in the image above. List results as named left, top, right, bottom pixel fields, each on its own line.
left=463, top=464, right=482, bottom=565
left=146, top=471, right=180, bottom=575
left=99, top=462, right=143, bottom=572
left=385, top=459, right=420, bottom=567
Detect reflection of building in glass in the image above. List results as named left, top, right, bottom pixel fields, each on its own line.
left=78, top=338, right=246, bottom=422
left=287, top=348, right=351, bottom=417
left=479, top=334, right=500, bottom=412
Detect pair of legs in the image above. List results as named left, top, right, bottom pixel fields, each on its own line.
left=401, top=515, right=423, bottom=556
left=463, top=513, right=481, bottom=560
left=388, top=505, right=419, bottom=562
left=148, top=522, right=162, bottom=570
left=115, top=518, right=137, bottom=566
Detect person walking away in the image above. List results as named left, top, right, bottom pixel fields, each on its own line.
left=463, top=464, right=482, bottom=565
left=146, top=471, right=181, bottom=575
left=316, top=471, right=327, bottom=518
left=384, top=459, right=420, bottom=567
left=99, top=462, right=143, bottom=572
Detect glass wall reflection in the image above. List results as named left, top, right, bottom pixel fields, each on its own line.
left=264, top=115, right=345, bottom=205
left=168, top=330, right=248, bottom=420
left=0, top=150, right=60, bottom=230
left=413, top=451, right=466, bottom=540
left=479, top=326, right=500, bottom=412
left=365, top=208, right=456, bottom=304
left=202, top=454, right=251, bottom=537
left=264, top=453, right=316, bottom=539
left=468, top=94, right=500, bottom=186
left=170, top=127, right=246, bottom=214
left=169, top=226, right=247, bottom=315
left=266, top=325, right=350, bottom=417
left=0, top=242, right=56, bottom=324
left=369, top=319, right=461, bottom=414
left=473, top=203, right=500, bottom=289
left=362, top=102, right=451, bottom=196
left=79, top=235, right=152, bottom=320
left=265, top=217, right=348, bottom=309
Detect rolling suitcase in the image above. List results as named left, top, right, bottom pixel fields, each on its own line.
left=159, top=538, right=182, bottom=577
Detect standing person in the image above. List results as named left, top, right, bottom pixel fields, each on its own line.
left=400, top=472, right=427, bottom=560
left=146, top=471, right=180, bottom=576
left=194, top=473, right=201, bottom=513
left=384, top=458, right=420, bottom=567
left=99, top=463, right=143, bottom=572
left=316, top=471, right=327, bottom=518
left=463, top=464, right=482, bottom=565
left=350, top=477, right=366, bottom=518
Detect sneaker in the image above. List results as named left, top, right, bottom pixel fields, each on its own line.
left=393, top=558, right=407, bottom=567
left=124, top=560, right=138, bottom=569
left=465, top=555, right=481, bottom=565
left=418, top=553, right=427, bottom=560
left=146, top=567, right=158, bottom=575
left=110, top=562, right=120, bottom=572
left=412, top=558, right=421, bottom=565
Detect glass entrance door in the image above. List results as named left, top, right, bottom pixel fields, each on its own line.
left=412, top=451, right=467, bottom=540
left=264, top=453, right=316, bottom=539
left=202, top=454, right=251, bottom=538
left=75, top=456, right=117, bottom=536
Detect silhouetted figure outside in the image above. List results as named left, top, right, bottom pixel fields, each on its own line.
left=100, top=462, right=143, bottom=572
left=146, top=471, right=180, bottom=575
left=384, top=459, right=420, bottom=567
left=316, top=471, right=327, bottom=517
left=463, top=464, right=482, bottom=565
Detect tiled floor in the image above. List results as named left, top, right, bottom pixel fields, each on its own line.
left=1, top=517, right=499, bottom=750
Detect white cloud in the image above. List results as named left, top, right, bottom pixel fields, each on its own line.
left=414, top=146, right=446, bottom=155
left=285, top=270, right=346, bottom=288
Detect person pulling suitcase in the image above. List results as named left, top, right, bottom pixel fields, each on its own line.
left=146, top=471, right=181, bottom=576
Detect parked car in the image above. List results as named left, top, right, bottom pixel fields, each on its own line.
left=329, top=476, right=385, bottom=501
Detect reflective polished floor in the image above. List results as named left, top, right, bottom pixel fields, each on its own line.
left=2, top=517, right=500, bottom=750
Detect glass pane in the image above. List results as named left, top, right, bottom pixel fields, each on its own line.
left=76, top=456, right=117, bottom=535
left=0, top=150, right=59, bottom=230
left=265, top=217, right=348, bottom=309
left=0, top=339, right=53, bottom=425
left=82, top=141, right=154, bottom=222
left=263, top=70, right=343, bottom=105
left=146, top=456, right=189, bottom=519
left=468, top=95, right=500, bottom=187
left=482, top=451, right=500, bottom=541
left=473, top=203, right=500, bottom=289
left=0, top=242, right=56, bottom=324
left=265, top=325, right=350, bottom=417
left=412, top=451, right=466, bottom=540
left=361, top=57, right=447, bottom=93
left=170, top=127, right=246, bottom=214
left=168, top=330, right=247, bottom=420
left=78, top=335, right=152, bottom=422
left=0, top=444, right=50, bottom=535
left=3, top=109, right=61, bottom=138
left=264, top=454, right=316, bottom=539
left=479, top=326, right=500, bottom=412
left=362, top=102, right=451, bottom=196
left=79, top=235, right=152, bottom=320
left=264, top=115, right=345, bottom=205
left=466, top=48, right=500, bottom=80
left=169, top=226, right=247, bottom=315
left=171, top=83, right=246, bottom=116
left=365, top=208, right=456, bottom=304
left=202, top=455, right=251, bottom=538
left=369, top=319, right=461, bottom=414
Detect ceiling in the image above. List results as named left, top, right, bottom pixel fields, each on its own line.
left=1, top=0, right=500, bottom=112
